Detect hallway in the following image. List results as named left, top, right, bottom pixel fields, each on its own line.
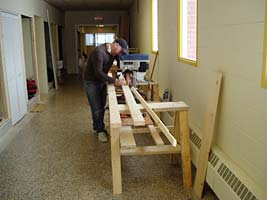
left=0, top=75, right=216, bottom=200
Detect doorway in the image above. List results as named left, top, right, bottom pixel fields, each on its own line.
left=21, top=15, right=38, bottom=100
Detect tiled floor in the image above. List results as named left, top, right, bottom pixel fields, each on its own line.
left=0, top=75, right=218, bottom=200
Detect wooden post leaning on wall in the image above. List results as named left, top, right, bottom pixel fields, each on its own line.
left=193, top=72, right=222, bottom=199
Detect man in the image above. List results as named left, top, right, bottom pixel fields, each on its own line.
left=83, top=38, right=128, bottom=142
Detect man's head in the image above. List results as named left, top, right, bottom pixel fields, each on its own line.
left=111, top=38, right=128, bottom=56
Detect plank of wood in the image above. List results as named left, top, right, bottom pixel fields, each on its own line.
left=120, top=144, right=181, bottom=156
left=193, top=72, right=222, bottom=199
left=120, top=126, right=136, bottom=149
left=180, top=111, right=192, bottom=189
left=170, top=111, right=181, bottom=164
left=122, top=85, right=145, bottom=126
left=107, top=85, right=122, bottom=128
left=110, top=127, right=122, bottom=194
left=131, top=87, right=177, bottom=146
left=132, top=126, right=175, bottom=134
left=121, top=112, right=154, bottom=126
left=148, top=125, right=164, bottom=146
left=117, top=101, right=189, bottom=112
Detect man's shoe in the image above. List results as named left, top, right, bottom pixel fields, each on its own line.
left=98, top=132, right=108, bottom=143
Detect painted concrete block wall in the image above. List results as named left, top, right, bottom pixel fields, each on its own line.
left=130, top=0, right=267, bottom=195
left=64, top=11, right=128, bottom=74
left=0, top=0, right=64, bottom=25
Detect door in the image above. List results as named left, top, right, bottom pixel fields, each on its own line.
left=1, top=12, right=27, bottom=124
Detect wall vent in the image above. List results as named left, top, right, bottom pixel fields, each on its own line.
left=209, top=152, right=219, bottom=168
left=217, top=163, right=258, bottom=200
left=190, top=130, right=201, bottom=149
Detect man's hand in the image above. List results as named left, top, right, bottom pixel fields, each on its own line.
left=114, top=79, right=126, bottom=86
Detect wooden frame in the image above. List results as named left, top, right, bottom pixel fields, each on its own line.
left=108, top=84, right=192, bottom=194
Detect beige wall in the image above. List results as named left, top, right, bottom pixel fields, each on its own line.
left=130, top=0, right=160, bottom=83
left=0, top=0, right=64, bottom=24
left=130, top=0, right=267, bottom=196
left=64, top=11, right=128, bottom=74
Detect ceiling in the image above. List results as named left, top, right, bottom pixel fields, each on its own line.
left=44, top=0, right=135, bottom=11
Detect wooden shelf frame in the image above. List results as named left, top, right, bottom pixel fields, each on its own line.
left=108, top=84, right=192, bottom=194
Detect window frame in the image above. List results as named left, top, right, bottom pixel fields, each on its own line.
left=262, top=0, right=267, bottom=88
left=85, top=32, right=115, bottom=46
left=178, top=0, right=198, bottom=67
left=152, top=0, right=158, bottom=53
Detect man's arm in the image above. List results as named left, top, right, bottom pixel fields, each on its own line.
left=91, top=52, right=116, bottom=84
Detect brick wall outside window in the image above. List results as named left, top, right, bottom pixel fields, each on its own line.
left=186, top=0, right=197, bottom=60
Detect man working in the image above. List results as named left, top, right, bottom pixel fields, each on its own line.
left=83, top=38, right=128, bottom=142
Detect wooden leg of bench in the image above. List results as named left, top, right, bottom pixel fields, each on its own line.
left=171, top=111, right=181, bottom=164
left=180, top=111, right=192, bottom=189
left=110, top=127, right=122, bottom=194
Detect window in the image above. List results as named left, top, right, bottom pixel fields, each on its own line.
left=152, top=0, right=158, bottom=53
left=85, top=33, right=115, bottom=46
left=85, top=34, right=94, bottom=46
left=262, top=0, right=267, bottom=88
left=178, top=0, right=198, bottom=66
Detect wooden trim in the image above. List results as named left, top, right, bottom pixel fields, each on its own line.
left=131, top=87, right=177, bottom=146
left=121, top=144, right=181, bottom=156
left=122, top=85, right=145, bottom=126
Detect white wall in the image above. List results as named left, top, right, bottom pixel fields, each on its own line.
left=64, top=11, right=128, bottom=74
left=130, top=0, right=267, bottom=196
left=0, top=0, right=64, bottom=25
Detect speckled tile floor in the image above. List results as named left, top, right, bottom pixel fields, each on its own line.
left=0, top=75, right=218, bottom=200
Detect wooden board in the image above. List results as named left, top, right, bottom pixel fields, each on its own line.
left=108, top=85, right=122, bottom=128
left=122, top=85, right=145, bottom=126
left=110, top=127, right=122, bottom=194
left=121, top=112, right=154, bottom=126
left=180, top=111, right=192, bottom=189
left=118, top=101, right=189, bottom=112
left=131, top=87, right=177, bottom=146
left=121, top=144, right=181, bottom=156
left=148, top=125, right=164, bottom=146
left=193, top=72, right=223, bottom=199
left=120, top=126, right=136, bottom=149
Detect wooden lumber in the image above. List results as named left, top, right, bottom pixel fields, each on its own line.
left=132, top=126, right=175, bottom=134
left=117, top=101, right=188, bottom=112
left=180, top=111, right=192, bottom=189
left=131, top=87, right=177, bottom=146
left=122, top=85, right=145, bottom=126
left=107, top=85, right=122, bottom=128
left=110, top=127, right=122, bottom=194
left=193, top=72, right=222, bottom=199
left=121, top=144, right=181, bottom=156
left=121, top=114, right=154, bottom=126
left=119, top=126, right=136, bottom=149
left=148, top=125, right=164, bottom=146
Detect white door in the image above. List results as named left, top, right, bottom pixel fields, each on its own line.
left=1, top=12, right=27, bottom=125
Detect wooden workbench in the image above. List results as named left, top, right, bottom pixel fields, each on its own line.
left=108, top=84, right=192, bottom=194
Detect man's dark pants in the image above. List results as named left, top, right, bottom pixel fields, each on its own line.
left=84, top=80, right=107, bottom=133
